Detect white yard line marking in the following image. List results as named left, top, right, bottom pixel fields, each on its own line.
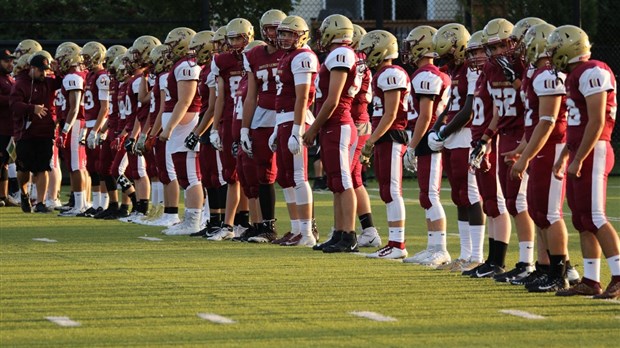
left=197, top=313, right=236, bottom=324
left=500, top=309, right=545, bottom=320
left=32, top=238, right=57, bottom=243
left=45, top=316, right=80, bottom=327
left=139, top=236, right=163, bottom=241
left=604, top=299, right=620, bottom=305
left=350, top=311, right=397, bottom=322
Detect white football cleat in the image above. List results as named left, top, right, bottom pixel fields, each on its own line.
left=146, top=214, right=181, bottom=227
left=118, top=211, right=144, bottom=223
left=403, top=248, right=434, bottom=264
left=358, top=227, right=382, bottom=247
left=162, top=221, right=194, bottom=236
left=233, top=225, right=248, bottom=238
left=298, top=234, right=317, bottom=247
left=57, top=207, right=85, bottom=217
left=366, top=244, right=408, bottom=259
left=420, top=250, right=452, bottom=267
left=206, top=226, right=234, bottom=241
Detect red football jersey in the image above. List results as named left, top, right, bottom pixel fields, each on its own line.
left=351, top=52, right=371, bottom=124
left=445, top=63, right=480, bottom=126
left=371, top=65, right=410, bottom=131
left=407, top=64, right=450, bottom=131
left=198, top=65, right=213, bottom=115
left=84, top=69, right=110, bottom=122
left=116, top=81, right=128, bottom=131
left=315, top=46, right=358, bottom=126
left=234, top=75, right=249, bottom=121
left=564, top=60, right=617, bottom=148
left=484, top=59, right=525, bottom=132
left=522, top=66, right=567, bottom=144
left=123, top=74, right=142, bottom=132
left=470, top=71, right=494, bottom=142
left=244, top=45, right=285, bottom=110
left=275, top=48, right=319, bottom=113
left=211, top=53, right=245, bottom=120
left=0, top=74, right=15, bottom=136
left=164, top=57, right=202, bottom=113
left=107, top=78, right=119, bottom=133
left=61, top=70, right=87, bottom=120
left=149, top=73, right=161, bottom=128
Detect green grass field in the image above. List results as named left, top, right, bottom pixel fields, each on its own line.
left=1, top=178, right=619, bottom=347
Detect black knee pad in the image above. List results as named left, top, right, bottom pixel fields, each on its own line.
left=104, top=175, right=117, bottom=191
left=116, top=175, right=133, bottom=192
left=90, top=172, right=100, bottom=185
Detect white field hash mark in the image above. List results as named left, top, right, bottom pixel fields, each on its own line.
left=139, top=236, right=163, bottom=241
left=32, top=238, right=57, bottom=243
left=500, top=309, right=545, bottom=320
left=45, top=316, right=81, bottom=327
left=197, top=313, right=236, bottom=324
left=350, top=311, right=397, bottom=322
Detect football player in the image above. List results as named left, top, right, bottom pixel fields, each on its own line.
left=55, top=45, right=89, bottom=216
left=185, top=30, right=227, bottom=236
left=548, top=26, right=619, bottom=299
left=208, top=19, right=254, bottom=241
left=401, top=26, right=451, bottom=265
left=13, top=39, right=42, bottom=59
left=474, top=18, right=535, bottom=280
left=81, top=41, right=110, bottom=216
left=506, top=23, right=571, bottom=292
left=357, top=30, right=410, bottom=258
left=94, top=48, right=127, bottom=219
left=271, top=15, right=320, bottom=246
left=302, top=14, right=358, bottom=250
left=429, top=23, right=485, bottom=272
left=239, top=9, right=288, bottom=243
left=159, top=27, right=205, bottom=235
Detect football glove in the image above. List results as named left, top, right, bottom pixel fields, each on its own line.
left=144, top=135, right=157, bottom=153
left=469, top=139, right=487, bottom=169
left=428, top=131, right=444, bottom=152
left=86, top=131, right=98, bottom=149
left=288, top=124, right=302, bottom=155
left=360, top=140, right=374, bottom=165
left=268, top=126, right=278, bottom=152
left=124, top=137, right=136, bottom=154
left=135, top=133, right=147, bottom=155
left=209, top=129, right=222, bottom=151
left=403, top=147, right=417, bottom=173
left=496, top=56, right=517, bottom=83
left=240, top=128, right=253, bottom=158
left=184, top=131, right=200, bottom=151
left=55, top=132, right=68, bottom=149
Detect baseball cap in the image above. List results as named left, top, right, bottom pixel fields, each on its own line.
left=29, top=54, right=51, bottom=70
left=1, top=49, right=15, bottom=60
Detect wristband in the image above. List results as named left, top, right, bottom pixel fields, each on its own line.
left=483, top=128, right=496, bottom=139
left=62, top=123, right=72, bottom=134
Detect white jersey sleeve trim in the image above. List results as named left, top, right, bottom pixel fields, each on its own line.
left=578, top=66, right=615, bottom=97
left=63, top=74, right=84, bottom=91
left=291, top=52, right=318, bottom=75
left=210, top=59, right=220, bottom=77
left=324, top=47, right=356, bottom=71
left=412, top=71, right=442, bottom=95
left=377, top=67, right=408, bottom=92
left=533, top=70, right=566, bottom=96
left=174, top=61, right=201, bottom=81
left=466, top=69, right=480, bottom=95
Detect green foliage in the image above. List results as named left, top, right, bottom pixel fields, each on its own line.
left=0, top=0, right=292, bottom=42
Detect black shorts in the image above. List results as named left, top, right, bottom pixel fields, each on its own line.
left=0, top=134, right=11, bottom=167
left=15, top=138, right=53, bottom=173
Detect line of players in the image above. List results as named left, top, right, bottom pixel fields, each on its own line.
left=3, top=12, right=618, bottom=299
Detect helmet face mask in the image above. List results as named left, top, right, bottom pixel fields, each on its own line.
left=523, top=23, right=556, bottom=66
left=81, top=42, right=106, bottom=70
left=483, top=18, right=516, bottom=64
left=104, top=45, right=127, bottom=70
left=56, top=46, right=84, bottom=74
left=164, top=28, right=194, bottom=62
left=465, top=31, right=486, bottom=72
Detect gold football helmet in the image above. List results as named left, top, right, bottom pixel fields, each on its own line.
left=14, top=39, right=42, bottom=59
left=277, top=15, right=310, bottom=50
left=131, top=35, right=162, bottom=68
left=189, top=31, right=216, bottom=65
left=149, top=44, right=171, bottom=74
left=243, top=40, right=266, bottom=54
left=465, top=30, right=487, bottom=71
left=433, top=23, right=470, bottom=64
left=260, top=9, right=287, bottom=46
left=115, top=56, right=129, bottom=82
left=318, top=14, right=354, bottom=51
left=56, top=45, right=83, bottom=74
left=13, top=54, right=32, bottom=75
left=351, top=24, right=367, bottom=50
left=164, top=27, right=195, bottom=62
left=211, top=27, right=229, bottom=53
left=81, top=41, right=106, bottom=69
left=29, top=50, right=54, bottom=68
left=226, top=18, right=254, bottom=53
left=55, top=42, right=80, bottom=59
left=402, top=26, right=437, bottom=65
left=104, top=45, right=127, bottom=70
left=523, top=23, right=556, bottom=65
left=512, top=17, right=546, bottom=57
left=483, top=18, right=515, bottom=58
left=357, top=30, right=398, bottom=68
left=546, top=25, right=591, bottom=72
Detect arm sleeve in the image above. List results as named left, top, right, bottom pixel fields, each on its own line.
left=412, top=71, right=443, bottom=96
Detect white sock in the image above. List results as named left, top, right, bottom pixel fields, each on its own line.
left=583, top=258, right=601, bottom=282
left=458, top=221, right=471, bottom=260
left=92, top=192, right=100, bottom=209
left=30, top=183, right=37, bottom=200
left=151, top=184, right=158, bottom=206
left=426, top=231, right=433, bottom=249
left=74, top=191, right=84, bottom=210
left=388, top=227, right=405, bottom=244
left=8, top=162, right=16, bottom=178
left=436, top=231, right=447, bottom=251
left=100, top=193, right=109, bottom=210
left=607, top=255, right=620, bottom=276
left=469, top=224, right=485, bottom=263
left=156, top=182, right=164, bottom=205
left=291, top=219, right=300, bottom=234
left=299, top=219, right=311, bottom=237
left=519, top=241, right=534, bottom=264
